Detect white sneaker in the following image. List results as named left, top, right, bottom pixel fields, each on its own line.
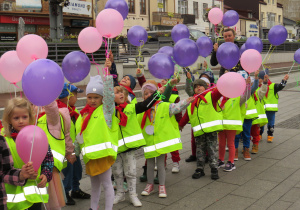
left=154, top=165, right=157, bottom=171
left=172, top=162, right=180, bottom=173
left=129, top=194, right=142, bottom=207
left=225, top=146, right=229, bottom=151
left=158, top=185, right=167, bottom=198
left=113, top=192, right=125, bottom=204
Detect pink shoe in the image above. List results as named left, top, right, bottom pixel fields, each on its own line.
left=141, top=184, right=154, bottom=196
left=158, top=185, right=167, bottom=198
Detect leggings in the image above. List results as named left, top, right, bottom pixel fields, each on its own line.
left=147, top=155, right=166, bottom=185
left=90, top=168, right=114, bottom=210
left=218, top=130, right=236, bottom=163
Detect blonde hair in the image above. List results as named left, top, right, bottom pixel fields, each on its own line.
left=2, top=97, right=34, bottom=137
left=120, top=86, right=130, bottom=103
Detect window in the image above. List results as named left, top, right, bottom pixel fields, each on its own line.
left=203, top=3, right=208, bottom=16
left=140, top=0, right=146, bottom=15
left=178, top=0, right=188, bottom=14
left=278, top=15, right=281, bottom=23
left=248, top=13, right=253, bottom=19
left=158, top=0, right=165, bottom=12
left=272, top=0, right=275, bottom=4
left=268, top=0, right=270, bottom=3
left=261, top=12, right=264, bottom=19
left=128, top=0, right=135, bottom=14
left=193, top=2, right=199, bottom=18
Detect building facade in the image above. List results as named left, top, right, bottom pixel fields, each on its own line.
left=277, top=0, right=300, bottom=22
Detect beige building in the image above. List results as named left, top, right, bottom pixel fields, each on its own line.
left=277, top=0, right=300, bottom=21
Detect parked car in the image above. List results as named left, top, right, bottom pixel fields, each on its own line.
left=286, top=39, right=297, bottom=42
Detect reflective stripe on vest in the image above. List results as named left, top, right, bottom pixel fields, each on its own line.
left=118, top=133, right=143, bottom=147
left=258, top=114, right=267, bottom=119
left=82, top=142, right=118, bottom=156
left=246, top=109, right=258, bottom=115
left=143, top=138, right=181, bottom=153
left=24, top=186, right=47, bottom=196
left=264, top=104, right=278, bottom=109
left=192, top=120, right=223, bottom=132
left=7, top=193, right=26, bottom=203
left=51, top=150, right=65, bottom=163
left=223, top=120, right=243, bottom=126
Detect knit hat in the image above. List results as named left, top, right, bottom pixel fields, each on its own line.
left=200, top=77, right=210, bottom=86
left=141, top=82, right=157, bottom=96
left=124, top=75, right=136, bottom=90
left=258, top=69, right=269, bottom=80
left=86, top=75, right=104, bottom=96
left=200, top=71, right=215, bottom=84
left=193, top=79, right=208, bottom=90
left=59, top=83, right=84, bottom=99
left=237, top=70, right=249, bottom=80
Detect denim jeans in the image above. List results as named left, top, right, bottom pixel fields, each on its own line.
left=62, top=156, right=82, bottom=193
left=260, top=111, right=276, bottom=136
left=235, top=119, right=253, bottom=149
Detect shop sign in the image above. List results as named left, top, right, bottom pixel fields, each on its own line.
left=16, top=0, right=42, bottom=10
left=0, top=23, right=17, bottom=32
left=0, top=15, right=49, bottom=25
left=0, top=33, right=17, bottom=41
left=63, top=0, right=92, bottom=16
left=161, top=17, right=183, bottom=26
left=71, top=19, right=90, bottom=27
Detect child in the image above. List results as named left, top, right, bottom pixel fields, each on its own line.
left=0, top=135, right=35, bottom=210
left=179, top=79, right=223, bottom=180
left=2, top=97, right=54, bottom=210
left=251, top=74, right=269, bottom=153
left=234, top=70, right=259, bottom=161
left=138, top=81, right=194, bottom=197
left=112, top=85, right=163, bottom=206
left=259, top=70, right=289, bottom=142
left=119, top=74, right=137, bottom=103
left=107, top=50, right=119, bottom=86
left=58, top=83, right=90, bottom=205
left=75, top=74, right=116, bottom=210
left=218, top=73, right=252, bottom=171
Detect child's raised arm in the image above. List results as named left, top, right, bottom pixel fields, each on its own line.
left=103, top=75, right=115, bottom=129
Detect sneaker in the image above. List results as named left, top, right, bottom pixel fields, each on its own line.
left=192, top=168, right=205, bottom=179
left=71, top=189, right=91, bottom=199
left=251, top=144, right=259, bottom=154
left=129, top=194, right=142, bottom=207
left=158, top=185, right=167, bottom=198
left=243, top=148, right=251, bottom=161
left=217, top=159, right=225, bottom=168
left=141, top=184, right=154, bottom=196
left=223, top=161, right=236, bottom=172
left=154, top=165, right=158, bottom=171
left=113, top=192, right=125, bottom=204
left=234, top=148, right=238, bottom=161
left=211, top=168, right=219, bottom=180
left=172, top=162, right=180, bottom=173
left=225, top=146, right=229, bottom=151
left=267, top=136, right=274, bottom=143
left=66, top=193, right=75, bottom=205
left=185, top=155, right=197, bottom=162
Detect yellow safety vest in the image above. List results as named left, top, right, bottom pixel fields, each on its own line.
left=262, top=83, right=279, bottom=111
left=252, top=92, right=268, bottom=127
left=221, top=97, right=243, bottom=132
left=169, top=94, right=179, bottom=103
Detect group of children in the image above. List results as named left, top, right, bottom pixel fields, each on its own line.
left=0, top=54, right=289, bottom=209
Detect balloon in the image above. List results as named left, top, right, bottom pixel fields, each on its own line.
left=295, top=48, right=300, bottom=64
left=105, top=0, right=129, bottom=20
left=16, top=125, right=49, bottom=171
left=148, top=53, right=175, bottom=79
left=216, top=42, right=240, bottom=69
left=196, top=36, right=213, bottom=57
left=16, top=34, right=48, bottom=65
left=78, top=27, right=103, bottom=53
left=22, top=59, right=64, bottom=106
left=222, top=10, right=239, bottom=27
left=240, top=49, right=262, bottom=73
left=217, top=72, right=246, bottom=98
left=96, top=8, right=124, bottom=38
left=62, top=51, right=91, bottom=83
left=240, top=43, right=247, bottom=56
left=127, top=25, right=148, bottom=47
left=268, top=25, right=288, bottom=46
left=208, top=8, right=223, bottom=25
left=171, top=24, right=190, bottom=43
left=245, top=36, right=263, bottom=53
left=158, top=46, right=174, bottom=58
left=173, top=38, right=199, bottom=67
left=0, top=51, right=27, bottom=84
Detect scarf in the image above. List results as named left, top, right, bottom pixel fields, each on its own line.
left=79, top=104, right=96, bottom=135
left=120, top=84, right=135, bottom=96
left=38, top=112, right=46, bottom=119
left=10, top=128, right=18, bottom=140
left=141, top=101, right=161, bottom=129
left=0, top=120, right=3, bottom=130
left=115, top=102, right=128, bottom=126
left=56, top=100, right=79, bottom=120
left=259, top=80, right=272, bottom=98
left=253, top=92, right=258, bottom=102
left=220, top=97, right=229, bottom=109
left=190, top=93, right=208, bottom=115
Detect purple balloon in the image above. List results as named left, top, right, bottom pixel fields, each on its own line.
left=216, top=42, right=240, bottom=69
left=158, top=46, right=174, bottom=58
left=240, top=43, right=247, bottom=56
left=171, top=24, right=190, bottom=43
left=295, top=49, right=300, bottom=64
left=173, top=38, right=199, bottom=67
left=22, top=59, right=64, bottom=106
left=196, top=36, right=213, bottom=58
left=268, top=25, right=288, bottom=46
left=127, top=25, right=148, bottom=47
left=62, top=51, right=90, bottom=83
left=222, top=10, right=239, bottom=27
left=148, top=53, right=175, bottom=79
left=105, top=0, right=129, bottom=20
left=245, top=36, right=263, bottom=53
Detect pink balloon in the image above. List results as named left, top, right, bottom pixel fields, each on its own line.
left=240, top=49, right=262, bottom=73
left=217, top=72, right=246, bottom=98
left=16, top=34, right=48, bottom=65
left=208, top=8, right=223, bottom=25
left=96, top=8, right=124, bottom=38
left=16, top=125, right=49, bottom=171
left=78, top=27, right=103, bottom=53
left=0, top=51, right=27, bottom=83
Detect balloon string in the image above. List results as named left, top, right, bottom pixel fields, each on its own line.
left=194, top=85, right=217, bottom=99
left=29, top=106, right=40, bottom=162
left=14, top=85, right=16, bottom=98
left=91, top=53, right=102, bottom=75
left=262, top=44, right=272, bottom=70
left=263, top=45, right=276, bottom=71
left=205, top=57, right=211, bottom=71
left=135, top=40, right=145, bottom=69
left=288, top=60, right=296, bottom=75
left=35, top=180, right=47, bottom=210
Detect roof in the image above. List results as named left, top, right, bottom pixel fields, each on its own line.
left=224, top=5, right=258, bottom=21
left=283, top=17, right=296, bottom=25
left=259, top=0, right=267, bottom=5
left=277, top=3, right=283, bottom=8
